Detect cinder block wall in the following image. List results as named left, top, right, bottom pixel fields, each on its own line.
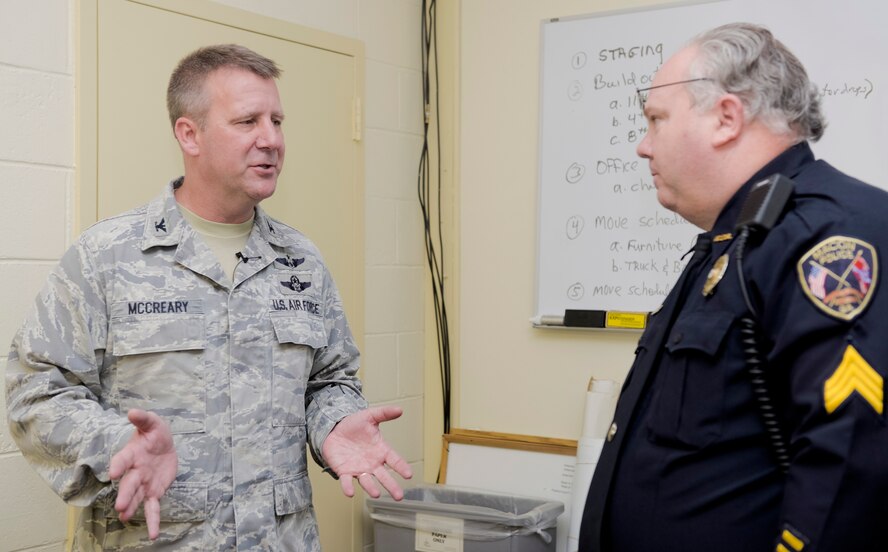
left=0, top=1, right=75, bottom=551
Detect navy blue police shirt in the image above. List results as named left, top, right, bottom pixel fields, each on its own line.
left=579, top=142, right=888, bottom=551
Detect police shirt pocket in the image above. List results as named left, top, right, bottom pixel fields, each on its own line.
left=110, top=301, right=206, bottom=434
left=647, top=310, right=734, bottom=448
left=270, top=314, right=328, bottom=427
left=274, top=472, right=314, bottom=515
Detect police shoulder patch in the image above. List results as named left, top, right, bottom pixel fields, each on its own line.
left=797, top=236, right=878, bottom=321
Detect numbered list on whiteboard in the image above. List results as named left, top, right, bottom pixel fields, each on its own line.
left=537, top=20, right=700, bottom=315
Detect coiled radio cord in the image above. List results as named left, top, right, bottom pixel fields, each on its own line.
left=735, top=227, right=791, bottom=473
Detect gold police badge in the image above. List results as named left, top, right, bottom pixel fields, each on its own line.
left=703, top=254, right=729, bottom=296
left=797, top=236, right=878, bottom=321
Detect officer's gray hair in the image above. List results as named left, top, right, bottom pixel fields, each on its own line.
left=167, top=44, right=281, bottom=129
left=686, top=23, right=825, bottom=143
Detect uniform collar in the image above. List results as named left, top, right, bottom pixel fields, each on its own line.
left=709, top=142, right=815, bottom=238
left=253, top=204, right=296, bottom=249
left=140, top=177, right=298, bottom=251
left=140, top=178, right=188, bottom=250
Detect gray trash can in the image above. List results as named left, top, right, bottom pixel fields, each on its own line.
left=366, top=485, right=563, bottom=552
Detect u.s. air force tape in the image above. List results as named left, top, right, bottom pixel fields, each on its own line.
left=797, top=236, right=877, bottom=321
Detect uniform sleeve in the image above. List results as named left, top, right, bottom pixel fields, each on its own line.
left=757, top=220, right=888, bottom=551
left=304, top=267, right=367, bottom=470
left=5, top=238, right=133, bottom=506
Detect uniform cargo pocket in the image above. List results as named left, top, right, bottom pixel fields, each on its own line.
left=270, top=314, right=328, bottom=427
left=123, top=481, right=209, bottom=523
left=110, top=307, right=207, bottom=434
left=101, top=482, right=208, bottom=551
left=274, top=472, right=314, bottom=516
left=647, top=310, right=735, bottom=448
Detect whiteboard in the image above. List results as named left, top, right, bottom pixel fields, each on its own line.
left=535, top=0, right=888, bottom=319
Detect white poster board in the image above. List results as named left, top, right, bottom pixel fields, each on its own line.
left=441, top=431, right=577, bottom=552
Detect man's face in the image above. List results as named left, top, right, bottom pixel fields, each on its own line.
left=636, top=47, right=714, bottom=225
left=194, top=67, right=285, bottom=211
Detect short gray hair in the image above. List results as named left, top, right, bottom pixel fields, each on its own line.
left=167, top=44, right=281, bottom=129
left=686, top=23, right=825, bottom=143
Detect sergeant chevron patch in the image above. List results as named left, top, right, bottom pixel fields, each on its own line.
left=824, top=344, right=883, bottom=415
left=797, top=236, right=877, bottom=321
left=778, top=525, right=808, bottom=551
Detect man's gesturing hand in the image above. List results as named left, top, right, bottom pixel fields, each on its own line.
left=323, top=406, right=413, bottom=500
left=109, top=409, right=177, bottom=540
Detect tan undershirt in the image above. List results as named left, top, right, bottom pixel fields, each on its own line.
left=177, top=202, right=253, bottom=282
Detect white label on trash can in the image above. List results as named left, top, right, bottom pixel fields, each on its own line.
left=414, top=513, right=464, bottom=552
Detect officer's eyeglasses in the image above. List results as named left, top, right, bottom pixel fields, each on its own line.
left=636, top=78, right=714, bottom=107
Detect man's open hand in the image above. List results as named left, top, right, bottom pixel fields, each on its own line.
left=109, top=409, right=177, bottom=540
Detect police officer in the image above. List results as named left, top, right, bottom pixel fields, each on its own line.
left=579, top=23, right=888, bottom=551
left=6, top=44, right=411, bottom=550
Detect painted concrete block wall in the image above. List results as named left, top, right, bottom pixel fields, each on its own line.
left=0, top=1, right=425, bottom=550
left=0, top=1, right=75, bottom=550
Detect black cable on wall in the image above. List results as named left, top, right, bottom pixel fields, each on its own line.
left=418, top=0, right=451, bottom=434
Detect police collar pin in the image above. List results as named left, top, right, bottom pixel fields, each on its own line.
left=702, top=254, right=729, bottom=296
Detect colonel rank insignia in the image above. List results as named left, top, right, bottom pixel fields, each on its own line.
left=797, top=236, right=878, bottom=321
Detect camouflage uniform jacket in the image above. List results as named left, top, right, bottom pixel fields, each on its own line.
left=5, top=180, right=367, bottom=550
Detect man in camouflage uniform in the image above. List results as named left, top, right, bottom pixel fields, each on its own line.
left=5, top=44, right=411, bottom=550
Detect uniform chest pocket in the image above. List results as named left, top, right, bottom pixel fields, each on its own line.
left=270, top=314, right=328, bottom=427
left=110, top=304, right=207, bottom=435
left=647, top=310, right=734, bottom=448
